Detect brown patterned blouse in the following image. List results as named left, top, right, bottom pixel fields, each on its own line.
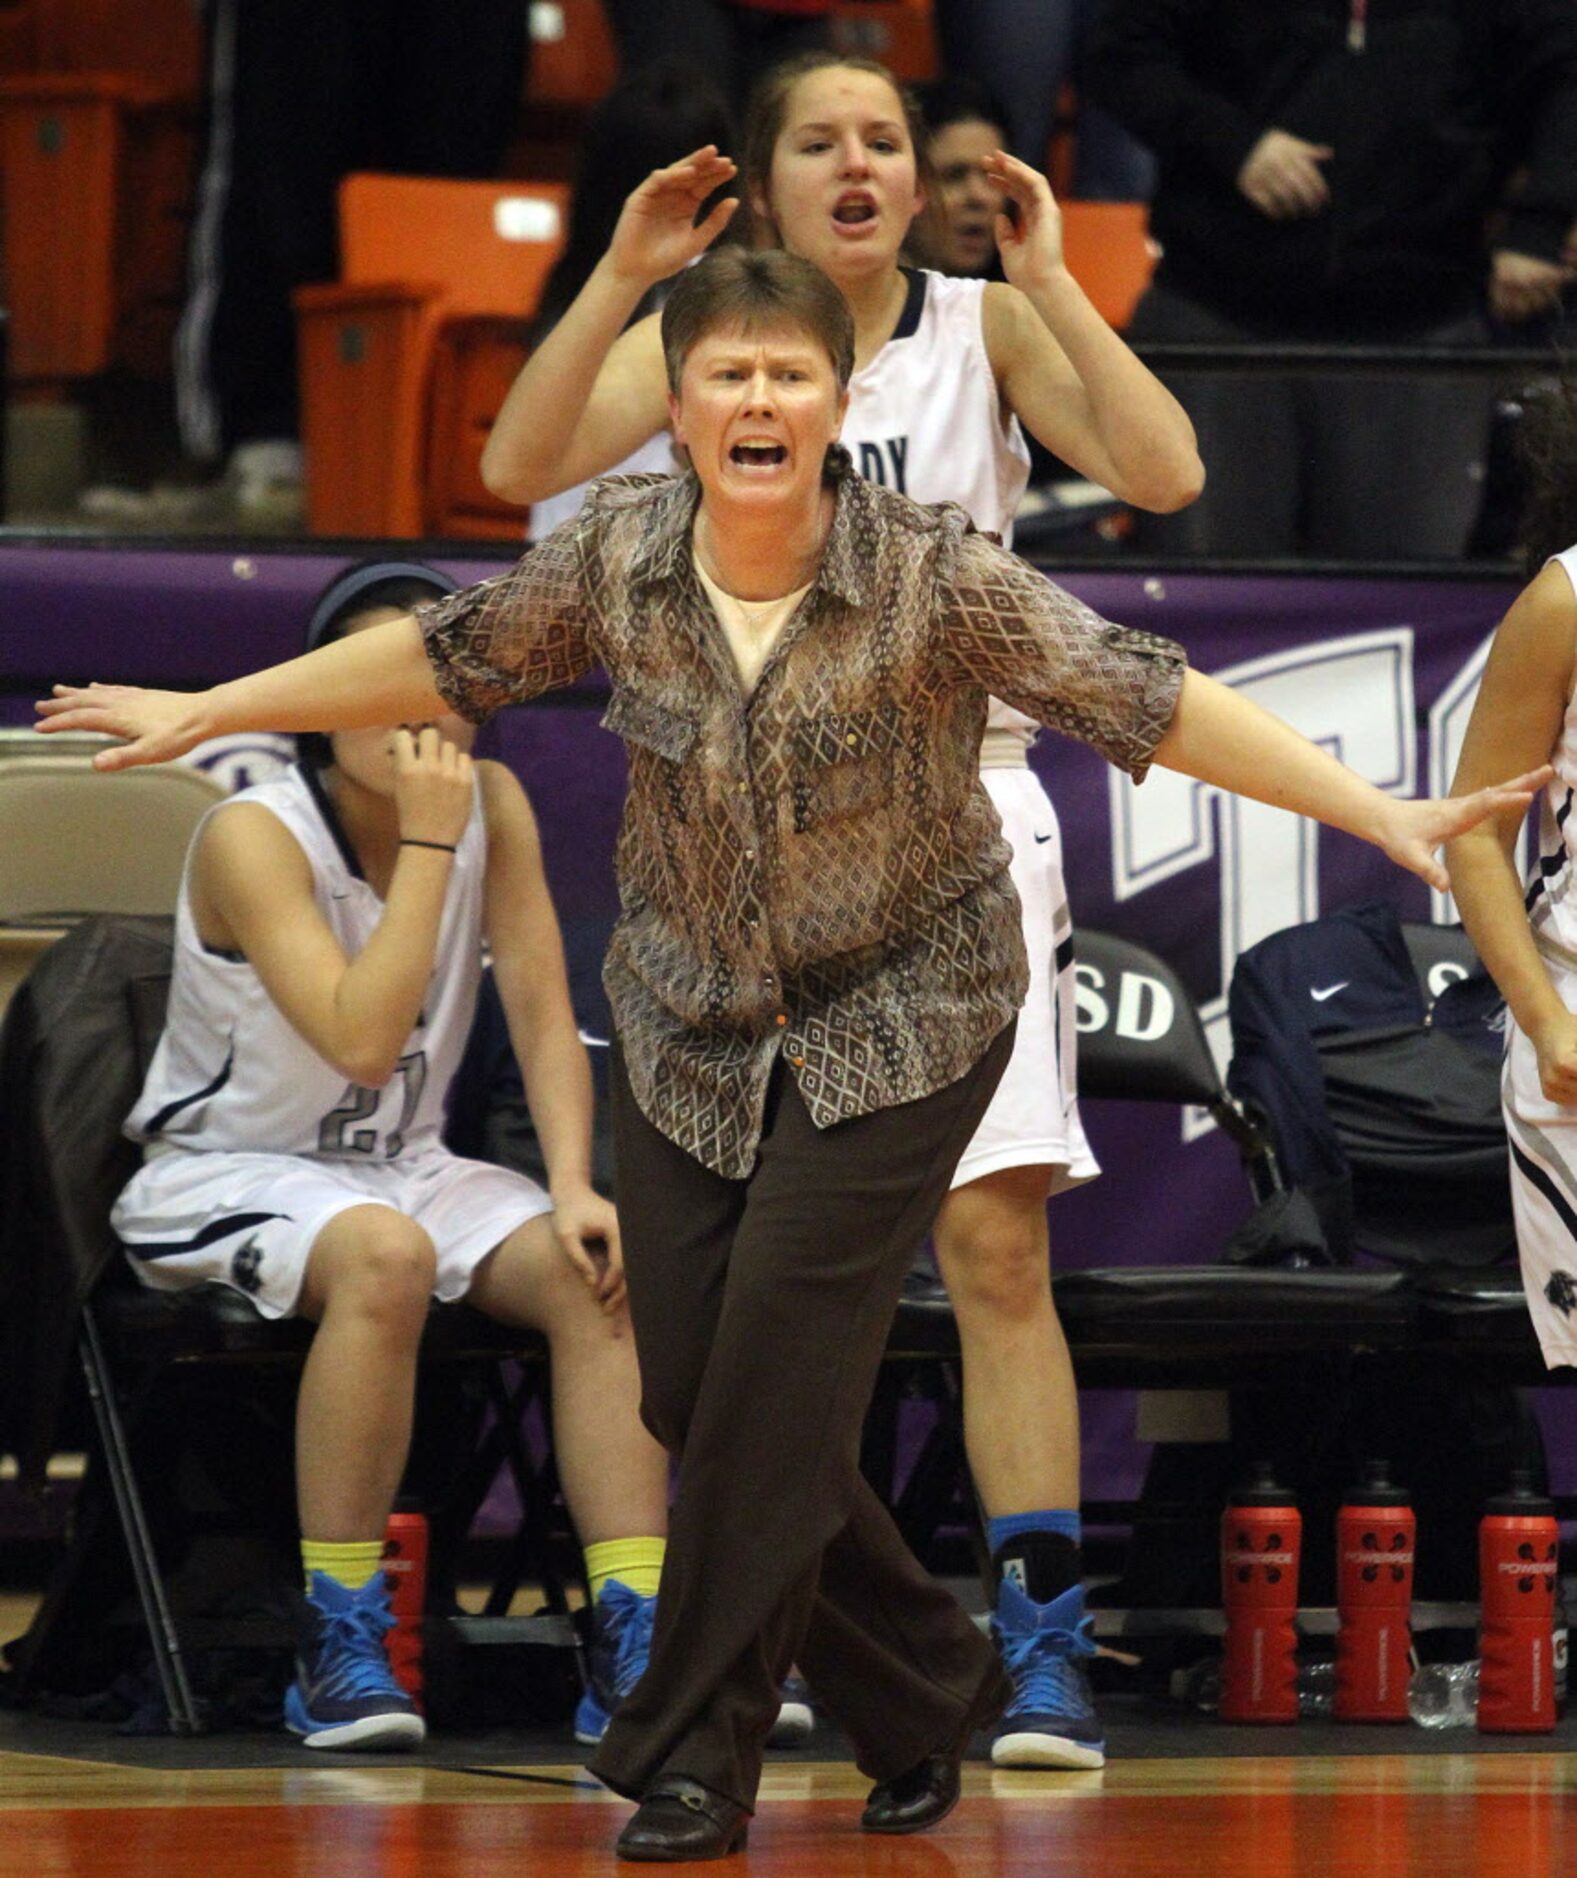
left=419, top=455, right=1186, bottom=1177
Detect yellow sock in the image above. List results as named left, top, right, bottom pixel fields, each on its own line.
left=584, top=1536, right=665, bottom=1603
left=301, top=1538, right=384, bottom=1594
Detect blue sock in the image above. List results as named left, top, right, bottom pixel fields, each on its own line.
left=988, top=1510, right=1081, bottom=1552
left=989, top=1510, right=1082, bottom=1605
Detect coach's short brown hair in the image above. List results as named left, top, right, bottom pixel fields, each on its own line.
left=660, top=246, right=854, bottom=393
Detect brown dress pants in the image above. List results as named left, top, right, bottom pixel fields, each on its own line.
left=589, top=1023, right=1017, bottom=1810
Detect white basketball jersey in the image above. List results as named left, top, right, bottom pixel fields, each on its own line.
left=128, top=764, right=488, bottom=1161
left=1528, top=546, right=1577, bottom=958
left=843, top=270, right=1036, bottom=751
left=528, top=432, right=679, bottom=542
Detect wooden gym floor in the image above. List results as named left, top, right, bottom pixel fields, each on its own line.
left=2, top=1710, right=1573, bottom=1876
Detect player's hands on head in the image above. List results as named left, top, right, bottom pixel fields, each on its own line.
left=607, top=145, right=739, bottom=290
left=34, top=682, right=206, bottom=769
left=551, top=1185, right=626, bottom=1316
left=1377, top=766, right=1552, bottom=891
left=391, top=725, right=474, bottom=849
left=984, top=150, right=1064, bottom=290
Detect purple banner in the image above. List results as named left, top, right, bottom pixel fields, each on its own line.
left=0, top=542, right=1540, bottom=1498
left=0, top=541, right=1518, bottom=1269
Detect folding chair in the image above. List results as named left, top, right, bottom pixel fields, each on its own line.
left=0, top=733, right=222, bottom=1020
left=871, top=928, right=1415, bottom=1584
left=1, top=916, right=577, bottom=1733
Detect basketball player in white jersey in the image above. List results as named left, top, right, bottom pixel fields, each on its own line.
left=1447, top=382, right=1577, bottom=1373
left=112, top=563, right=670, bottom=1752
left=476, top=53, right=1202, bottom=1768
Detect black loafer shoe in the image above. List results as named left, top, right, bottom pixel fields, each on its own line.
left=616, top=1776, right=751, bottom=1862
left=860, top=1751, right=961, bottom=1834
left=861, top=1665, right=1010, bottom=1836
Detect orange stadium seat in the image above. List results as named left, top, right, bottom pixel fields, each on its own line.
left=1057, top=200, right=1157, bottom=332
left=0, top=0, right=199, bottom=384
left=828, top=0, right=937, bottom=85
left=0, top=3, right=38, bottom=75
left=27, top=0, right=200, bottom=94
left=423, top=315, right=532, bottom=540
left=525, top=0, right=617, bottom=111
left=294, top=174, right=568, bottom=537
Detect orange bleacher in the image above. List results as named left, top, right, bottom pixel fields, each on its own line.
left=0, top=0, right=200, bottom=385
left=294, top=174, right=569, bottom=538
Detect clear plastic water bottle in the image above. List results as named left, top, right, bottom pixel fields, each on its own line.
left=1172, top=1657, right=1223, bottom=1712
left=1408, top=1660, right=1480, bottom=1728
left=1298, top=1658, right=1337, bottom=1718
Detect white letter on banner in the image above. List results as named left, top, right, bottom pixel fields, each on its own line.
left=1115, top=971, right=1174, bottom=1042
left=1109, top=629, right=1415, bottom=1133
left=1074, top=964, right=1111, bottom=1035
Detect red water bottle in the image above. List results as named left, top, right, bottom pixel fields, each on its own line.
left=1334, top=1459, right=1414, bottom=1721
left=382, top=1508, right=428, bottom=1709
left=1478, top=1468, right=1558, bottom=1734
left=1220, top=1462, right=1301, bottom=1724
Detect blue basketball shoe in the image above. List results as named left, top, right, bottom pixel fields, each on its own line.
left=284, top=1571, right=425, bottom=1751
left=989, top=1578, right=1106, bottom=1769
left=574, top=1578, right=658, bottom=1746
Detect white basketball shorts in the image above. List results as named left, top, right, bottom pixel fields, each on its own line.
left=1504, top=942, right=1577, bottom=1370
left=949, top=767, right=1099, bottom=1194
left=113, top=1142, right=553, bottom=1320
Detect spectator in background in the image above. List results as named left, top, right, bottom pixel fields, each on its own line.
left=934, top=0, right=1155, bottom=203
left=171, top=1, right=529, bottom=523
left=602, top=0, right=830, bottom=102
left=1085, top=0, right=1577, bottom=561
left=528, top=59, right=738, bottom=543
left=914, top=77, right=1011, bottom=280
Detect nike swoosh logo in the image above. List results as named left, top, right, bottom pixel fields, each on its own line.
left=1034, top=832, right=1053, bottom=844
left=1310, top=982, right=1350, bottom=1002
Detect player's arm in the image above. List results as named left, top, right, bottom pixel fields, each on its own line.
left=477, top=761, right=623, bottom=1308
left=480, top=147, right=738, bottom=506
left=38, top=616, right=444, bottom=771
left=1447, top=564, right=1577, bottom=1098
left=979, top=158, right=1203, bottom=515
left=482, top=306, right=672, bottom=507
left=194, top=730, right=472, bottom=1087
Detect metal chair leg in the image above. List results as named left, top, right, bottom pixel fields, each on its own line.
left=77, top=1302, right=204, bottom=1734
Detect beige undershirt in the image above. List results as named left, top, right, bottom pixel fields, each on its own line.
left=694, top=554, right=1030, bottom=766
left=694, top=556, right=812, bottom=697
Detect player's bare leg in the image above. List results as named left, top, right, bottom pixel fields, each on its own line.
left=933, top=1167, right=1103, bottom=1769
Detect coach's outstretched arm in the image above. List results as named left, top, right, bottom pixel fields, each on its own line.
left=1152, top=669, right=1550, bottom=895
left=36, top=615, right=444, bottom=769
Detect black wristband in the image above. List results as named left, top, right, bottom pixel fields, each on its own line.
left=400, top=838, right=457, bottom=854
